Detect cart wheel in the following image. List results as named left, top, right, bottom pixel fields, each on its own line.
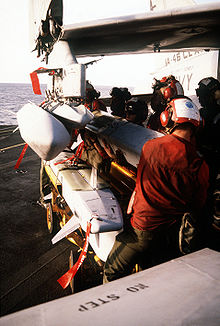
left=46, top=202, right=55, bottom=234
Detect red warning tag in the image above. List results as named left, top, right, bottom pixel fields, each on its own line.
left=57, top=221, right=91, bottom=289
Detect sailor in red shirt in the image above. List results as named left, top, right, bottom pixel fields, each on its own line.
left=131, top=133, right=208, bottom=230
left=147, top=75, right=184, bottom=132
left=103, top=96, right=209, bottom=283
left=84, top=82, right=107, bottom=112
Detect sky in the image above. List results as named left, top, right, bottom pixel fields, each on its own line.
left=0, top=0, right=218, bottom=92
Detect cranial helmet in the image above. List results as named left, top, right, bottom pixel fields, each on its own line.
left=86, top=81, right=94, bottom=91
left=196, top=77, right=220, bottom=100
left=86, top=81, right=100, bottom=100
left=110, top=87, right=123, bottom=97
left=153, top=75, right=184, bottom=100
left=160, top=97, right=200, bottom=129
left=125, top=97, right=148, bottom=123
left=110, top=87, right=132, bottom=101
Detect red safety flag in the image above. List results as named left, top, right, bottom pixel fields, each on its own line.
left=14, top=144, right=29, bottom=170
left=30, top=71, right=42, bottom=95
left=57, top=221, right=91, bottom=289
left=30, top=67, right=46, bottom=95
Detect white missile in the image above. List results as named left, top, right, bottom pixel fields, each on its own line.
left=50, top=102, right=94, bottom=128
left=86, top=111, right=163, bottom=168
left=45, top=152, right=123, bottom=261
left=17, top=105, right=162, bottom=261
left=17, top=102, right=94, bottom=161
left=17, top=103, right=71, bottom=161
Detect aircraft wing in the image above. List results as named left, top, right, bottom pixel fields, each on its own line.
left=62, top=3, right=220, bottom=57
left=1, top=249, right=219, bottom=325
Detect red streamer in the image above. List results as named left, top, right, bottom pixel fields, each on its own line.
left=54, top=154, right=76, bottom=166
left=75, top=141, right=84, bottom=159
left=57, top=221, right=91, bottom=289
left=30, top=71, right=42, bottom=95
left=14, top=144, right=28, bottom=170
left=29, top=67, right=46, bottom=95
left=54, top=142, right=85, bottom=166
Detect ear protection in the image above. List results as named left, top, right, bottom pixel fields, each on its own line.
left=160, top=105, right=173, bottom=127
left=160, top=97, right=200, bottom=129
left=160, top=77, right=184, bottom=100
left=163, top=84, right=176, bottom=100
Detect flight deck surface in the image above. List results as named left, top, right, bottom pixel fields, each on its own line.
left=0, top=126, right=102, bottom=317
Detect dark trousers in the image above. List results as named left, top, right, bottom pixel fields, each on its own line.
left=103, top=221, right=181, bottom=283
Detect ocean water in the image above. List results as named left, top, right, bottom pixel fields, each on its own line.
left=0, top=83, right=115, bottom=126
left=0, top=83, right=46, bottom=126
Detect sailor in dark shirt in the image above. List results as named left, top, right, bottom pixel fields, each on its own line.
left=196, top=77, right=220, bottom=245
left=110, top=87, right=131, bottom=118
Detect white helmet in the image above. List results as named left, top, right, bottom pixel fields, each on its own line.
left=160, top=97, right=200, bottom=128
